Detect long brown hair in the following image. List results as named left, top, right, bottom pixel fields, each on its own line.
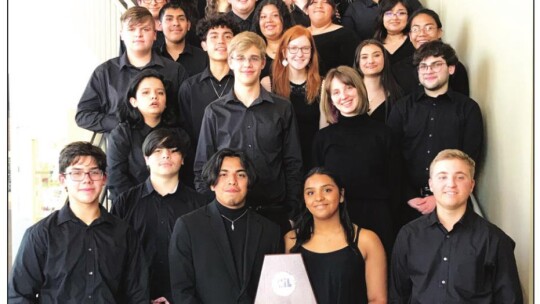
left=272, top=25, right=321, bottom=104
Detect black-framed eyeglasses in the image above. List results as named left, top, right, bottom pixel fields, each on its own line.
left=287, top=46, right=311, bottom=54
left=63, top=169, right=104, bottom=181
left=417, top=61, right=447, bottom=73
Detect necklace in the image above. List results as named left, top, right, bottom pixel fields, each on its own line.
left=220, top=209, right=248, bottom=231
left=210, top=77, right=231, bottom=99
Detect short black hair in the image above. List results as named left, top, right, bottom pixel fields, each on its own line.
left=408, top=8, right=443, bottom=29
left=201, top=148, right=257, bottom=188
left=196, top=14, right=239, bottom=41
left=142, top=128, right=191, bottom=157
left=59, top=142, right=107, bottom=174
left=413, top=40, right=458, bottom=66
left=159, top=2, right=192, bottom=22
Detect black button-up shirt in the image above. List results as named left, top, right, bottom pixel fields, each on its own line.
left=387, top=89, right=483, bottom=200
left=159, top=43, right=208, bottom=77
left=76, top=51, right=188, bottom=134
left=8, top=204, right=149, bottom=303
left=111, top=179, right=209, bottom=301
left=389, top=207, right=523, bottom=303
left=226, top=10, right=255, bottom=32
left=194, top=88, right=303, bottom=218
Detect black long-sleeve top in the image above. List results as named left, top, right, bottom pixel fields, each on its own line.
left=8, top=204, right=149, bottom=303
left=194, top=88, right=303, bottom=219
left=107, top=121, right=192, bottom=200
left=392, top=55, right=470, bottom=96
left=386, top=89, right=483, bottom=201
left=313, top=27, right=359, bottom=76
left=342, top=0, right=422, bottom=43
left=111, top=179, right=209, bottom=301
left=159, top=43, right=208, bottom=77
left=226, top=11, right=255, bottom=32
left=389, top=207, right=523, bottom=304
left=76, top=52, right=188, bottom=134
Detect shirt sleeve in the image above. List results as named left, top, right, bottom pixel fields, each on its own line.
left=123, top=226, right=150, bottom=303
left=169, top=218, right=202, bottom=304
left=492, top=234, right=524, bottom=304
left=193, top=107, right=217, bottom=195
left=389, top=228, right=413, bottom=304
left=76, top=68, right=119, bottom=133
left=462, top=100, right=483, bottom=168
left=8, top=227, right=47, bottom=303
left=107, top=124, right=136, bottom=200
left=178, top=81, right=195, bottom=141
left=281, top=104, right=303, bottom=221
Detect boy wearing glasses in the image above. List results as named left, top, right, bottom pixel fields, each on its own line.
left=387, top=40, right=483, bottom=228
left=9, top=142, right=149, bottom=303
left=194, top=32, right=303, bottom=235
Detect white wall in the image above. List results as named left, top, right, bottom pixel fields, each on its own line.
left=423, top=0, right=533, bottom=302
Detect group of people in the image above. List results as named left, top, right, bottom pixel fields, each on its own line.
left=8, top=0, right=523, bottom=303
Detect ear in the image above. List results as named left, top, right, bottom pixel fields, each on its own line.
left=59, top=174, right=66, bottom=187
left=129, top=97, right=138, bottom=108
left=187, top=20, right=191, bottom=31
left=448, top=64, right=456, bottom=75
left=470, top=179, right=476, bottom=193
left=144, top=156, right=150, bottom=166
left=436, top=29, right=443, bottom=40
left=210, top=185, right=216, bottom=192
left=428, top=177, right=433, bottom=191
left=339, top=189, right=345, bottom=203
left=228, top=57, right=236, bottom=70
left=201, top=40, right=208, bottom=51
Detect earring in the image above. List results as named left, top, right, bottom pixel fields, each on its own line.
left=281, top=59, right=289, bottom=67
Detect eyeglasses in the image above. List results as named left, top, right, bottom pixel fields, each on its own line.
left=417, top=61, right=446, bottom=73
left=410, top=25, right=438, bottom=34
left=231, top=55, right=263, bottom=64
left=383, top=11, right=407, bottom=18
left=64, top=169, right=104, bottom=181
left=141, top=0, right=166, bottom=3
left=287, top=46, right=311, bottom=54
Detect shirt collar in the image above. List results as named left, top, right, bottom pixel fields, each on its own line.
left=415, top=89, right=452, bottom=103
left=141, top=177, right=181, bottom=198
left=57, top=203, right=115, bottom=226
left=424, top=205, right=475, bottom=228
left=200, top=66, right=234, bottom=81
left=119, top=51, right=166, bottom=70
left=223, top=86, right=275, bottom=106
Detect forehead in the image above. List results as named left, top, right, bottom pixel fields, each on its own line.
left=361, top=44, right=383, bottom=54
left=420, top=55, right=445, bottom=64
left=163, top=7, right=186, bottom=16
left=390, top=2, right=406, bottom=10
left=68, top=155, right=98, bottom=168
left=289, top=35, right=310, bottom=46
left=305, top=173, right=335, bottom=187
left=231, top=45, right=260, bottom=56
left=261, top=4, right=279, bottom=13
left=411, top=13, right=437, bottom=26
left=138, top=77, right=165, bottom=88
left=432, top=158, right=471, bottom=175
left=124, top=18, right=154, bottom=28
left=220, top=156, right=245, bottom=170
left=208, top=26, right=234, bottom=35
left=330, top=76, right=350, bottom=89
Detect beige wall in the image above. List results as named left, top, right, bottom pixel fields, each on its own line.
left=422, top=0, right=533, bottom=302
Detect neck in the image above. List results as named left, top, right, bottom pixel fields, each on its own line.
left=437, top=205, right=466, bottom=231
left=127, top=51, right=153, bottom=68
left=234, top=9, right=252, bottom=20
left=266, top=39, right=280, bottom=59
left=309, top=21, right=334, bottom=34
left=289, top=68, right=308, bottom=84
left=385, top=32, right=405, bottom=42
left=144, top=116, right=161, bottom=128
left=312, top=214, right=343, bottom=235
left=69, top=200, right=101, bottom=226
left=151, top=175, right=179, bottom=196
left=363, top=74, right=383, bottom=90
left=209, top=59, right=230, bottom=80
left=166, top=39, right=186, bottom=60
left=424, top=83, right=449, bottom=97
left=234, top=83, right=260, bottom=107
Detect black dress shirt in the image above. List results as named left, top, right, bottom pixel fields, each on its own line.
left=194, top=88, right=303, bottom=219
left=8, top=204, right=149, bottom=303
left=107, top=121, right=192, bottom=200
left=392, top=55, right=470, bottom=96
left=342, top=0, right=422, bottom=42
left=76, top=51, right=188, bottom=134
left=111, top=179, right=209, bottom=301
left=159, top=43, right=209, bottom=77
left=226, top=11, right=255, bottom=32
left=178, top=67, right=235, bottom=143
left=313, top=27, right=359, bottom=76
left=389, top=207, right=523, bottom=303
left=387, top=89, right=483, bottom=202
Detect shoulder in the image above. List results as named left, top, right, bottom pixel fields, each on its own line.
left=284, top=230, right=297, bottom=252
left=471, top=214, right=516, bottom=248
left=356, top=226, right=384, bottom=258
left=109, top=122, right=132, bottom=137
left=112, top=183, right=145, bottom=209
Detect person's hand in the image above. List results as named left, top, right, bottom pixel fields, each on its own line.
left=151, top=297, right=170, bottom=304
left=419, top=195, right=436, bottom=214
left=407, top=197, right=426, bottom=213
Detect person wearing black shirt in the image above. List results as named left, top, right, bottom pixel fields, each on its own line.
left=169, top=148, right=281, bottom=303
left=391, top=8, right=470, bottom=96
left=226, top=0, right=257, bottom=32
left=111, top=129, right=208, bottom=303
left=178, top=15, right=239, bottom=144
left=76, top=6, right=188, bottom=135
left=107, top=70, right=192, bottom=199
left=194, top=32, right=303, bottom=234
left=390, top=149, right=523, bottom=303
left=158, top=2, right=208, bottom=77
left=8, top=142, right=149, bottom=303
left=387, top=41, right=483, bottom=227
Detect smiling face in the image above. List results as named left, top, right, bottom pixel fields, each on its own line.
left=145, top=147, right=183, bottom=177
left=259, top=4, right=283, bottom=40
left=138, top=0, right=168, bottom=19
left=304, top=173, right=343, bottom=221
left=307, top=0, right=334, bottom=27
left=202, top=26, right=235, bottom=62
left=211, top=156, right=249, bottom=209
left=228, top=45, right=265, bottom=87
left=358, top=43, right=384, bottom=77
left=383, top=2, right=408, bottom=35
left=129, top=77, right=167, bottom=120
left=228, top=0, right=256, bottom=19
left=409, top=13, right=443, bottom=49
left=330, top=77, right=360, bottom=117
left=161, top=7, right=190, bottom=44
left=121, top=19, right=157, bottom=53
left=417, top=55, right=455, bottom=96
left=285, top=35, right=312, bottom=71
left=60, top=156, right=107, bottom=206
left=429, top=158, right=475, bottom=212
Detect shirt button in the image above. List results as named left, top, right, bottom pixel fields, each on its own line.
left=88, top=248, right=92, bottom=252
left=443, top=257, right=448, bottom=261
left=248, top=144, right=252, bottom=148
left=247, top=125, right=251, bottom=129
left=427, top=150, right=430, bottom=154
left=441, top=280, right=446, bottom=284
left=429, top=134, right=432, bottom=137
left=425, top=167, right=429, bottom=171
left=88, top=295, right=92, bottom=299
left=89, top=271, right=93, bottom=275
left=430, top=117, right=434, bottom=121
left=161, top=220, right=165, bottom=224
left=446, top=235, right=450, bottom=239
left=433, top=103, right=436, bottom=106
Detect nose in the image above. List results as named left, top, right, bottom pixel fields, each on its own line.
left=160, top=149, right=171, bottom=159
left=227, top=175, right=238, bottom=185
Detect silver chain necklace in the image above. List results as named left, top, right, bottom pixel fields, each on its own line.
left=210, top=77, right=231, bottom=99
left=220, top=209, right=248, bottom=231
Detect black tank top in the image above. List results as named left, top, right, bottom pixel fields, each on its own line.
left=299, top=228, right=367, bottom=304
